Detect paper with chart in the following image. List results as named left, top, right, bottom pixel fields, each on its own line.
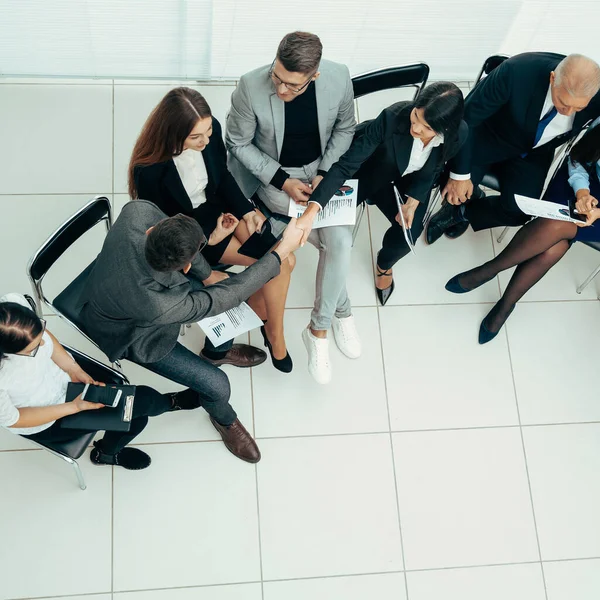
left=288, top=179, right=358, bottom=229
left=198, top=302, right=263, bottom=346
left=514, top=194, right=584, bottom=224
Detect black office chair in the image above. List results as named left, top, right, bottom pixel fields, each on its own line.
left=19, top=296, right=128, bottom=490
left=27, top=196, right=113, bottom=358
left=350, top=63, right=430, bottom=244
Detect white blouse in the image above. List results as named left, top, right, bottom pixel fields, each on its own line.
left=0, top=294, right=70, bottom=436
left=402, top=133, right=445, bottom=178
left=173, top=149, right=209, bottom=209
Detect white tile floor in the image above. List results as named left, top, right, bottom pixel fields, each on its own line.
left=1, top=81, right=600, bottom=600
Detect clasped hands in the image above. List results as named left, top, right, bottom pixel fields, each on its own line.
left=442, top=178, right=474, bottom=205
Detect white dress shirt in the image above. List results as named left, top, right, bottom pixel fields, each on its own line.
left=0, top=293, right=71, bottom=435
left=173, top=149, right=209, bottom=209
left=450, top=83, right=576, bottom=181
left=402, top=133, right=444, bottom=179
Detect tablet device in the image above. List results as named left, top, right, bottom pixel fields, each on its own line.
left=238, top=217, right=288, bottom=260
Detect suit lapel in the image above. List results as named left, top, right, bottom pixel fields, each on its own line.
left=315, top=75, right=330, bottom=155
left=165, top=160, right=194, bottom=214
left=524, top=73, right=551, bottom=143
left=392, top=118, right=415, bottom=176
left=201, top=143, right=217, bottom=200
left=270, top=93, right=285, bottom=159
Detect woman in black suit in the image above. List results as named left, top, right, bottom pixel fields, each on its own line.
left=308, top=82, right=467, bottom=304
left=128, top=88, right=294, bottom=372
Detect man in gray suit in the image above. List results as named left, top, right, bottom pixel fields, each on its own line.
left=226, top=31, right=362, bottom=386
left=80, top=200, right=303, bottom=463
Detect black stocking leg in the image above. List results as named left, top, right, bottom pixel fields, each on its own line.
left=458, top=218, right=577, bottom=291
left=485, top=239, right=571, bottom=332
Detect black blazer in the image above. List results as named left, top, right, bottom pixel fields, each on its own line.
left=451, top=52, right=600, bottom=175
left=134, top=118, right=255, bottom=220
left=309, top=102, right=468, bottom=208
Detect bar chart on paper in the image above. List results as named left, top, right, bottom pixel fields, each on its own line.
left=198, top=302, right=263, bottom=346
left=288, top=179, right=358, bottom=228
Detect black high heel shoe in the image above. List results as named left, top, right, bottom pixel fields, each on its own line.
left=478, top=304, right=515, bottom=345
left=260, top=324, right=293, bottom=373
left=375, top=265, right=395, bottom=306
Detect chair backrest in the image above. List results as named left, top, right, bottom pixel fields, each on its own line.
left=474, top=54, right=510, bottom=86
left=27, top=196, right=112, bottom=316
left=64, top=344, right=129, bottom=385
left=352, top=63, right=429, bottom=100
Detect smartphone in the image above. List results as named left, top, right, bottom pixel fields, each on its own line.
left=81, top=384, right=123, bottom=408
left=238, top=217, right=288, bottom=259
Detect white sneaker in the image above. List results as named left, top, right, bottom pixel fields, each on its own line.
left=332, top=315, right=362, bottom=359
left=302, top=327, right=332, bottom=385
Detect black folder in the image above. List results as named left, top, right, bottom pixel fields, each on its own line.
left=60, top=383, right=136, bottom=432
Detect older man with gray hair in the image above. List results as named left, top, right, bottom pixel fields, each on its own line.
left=426, top=52, right=600, bottom=244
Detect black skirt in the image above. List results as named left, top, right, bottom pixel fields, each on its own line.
left=192, top=202, right=235, bottom=266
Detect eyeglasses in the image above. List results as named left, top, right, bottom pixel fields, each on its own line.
left=269, top=60, right=315, bottom=94
left=17, top=319, right=46, bottom=358
left=198, top=236, right=208, bottom=253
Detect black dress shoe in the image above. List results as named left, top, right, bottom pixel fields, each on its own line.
left=478, top=304, right=515, bottom=344
left=168, top=388, right=202, bottom=411
left=375, top=264, right=395, bottom=306
left=90, top=442, right=152, bottom=470
left=445, top=274, right=470, bottom=294
left=376, top=280, right=395, bottom=306
left=426, top=202, right=465, bottom=245
left=446, top=272, right=495, bottom=295
left=444, top=220, right=470, bottom=239
left=478, top=317, right=500, bottom=345
left=201, top=344, right=267, bottom=368
left=260, top=325, right=293, bottom=373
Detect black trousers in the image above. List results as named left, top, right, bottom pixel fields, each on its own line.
left=370, top=182, right=429, bottom=270
left=461, top=151, right=554, bottom=231
left=25, top=385, right=172, bottom=455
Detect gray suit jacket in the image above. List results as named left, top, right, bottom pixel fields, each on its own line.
left=226, top=59, right=356, bottom=198
left=80, top=200, right=280, bottom=363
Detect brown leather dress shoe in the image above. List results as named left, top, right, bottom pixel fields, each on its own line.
left=201, top=344, right=267, bottom=368
left=210, top=417, right=261, bottom=463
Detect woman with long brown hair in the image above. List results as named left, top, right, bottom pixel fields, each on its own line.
left=129, top=88, right=294, bottom=372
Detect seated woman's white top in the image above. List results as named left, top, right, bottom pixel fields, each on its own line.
left=0, top=294, right=70, bottom=435
left=173, top=148, right=209, bottom=208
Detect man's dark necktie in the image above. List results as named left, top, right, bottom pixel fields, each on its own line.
left=522, top=106, right=558, bottom=157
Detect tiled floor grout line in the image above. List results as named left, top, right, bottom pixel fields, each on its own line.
left=16, top=555, right=600, bottom=600
left=5, top=420, right=600, bottom=453
left=0, top=192, right=115, bottom=196
left=504, top=320, right=550, bottom=600
left=110, top=83, right=116, bottom=600
left=111, top=465, right=115, bottom=596
left=111, top=80, right=115, bottom=205
left=247, top=332, right=266, bottom=600
left=366, top=206, right=411, bottom=600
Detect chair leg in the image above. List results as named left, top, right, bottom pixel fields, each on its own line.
left=352, top=203, right=366, bottom=247
left=497, top=226, right=510, bottom=243
left=41, top=446, right=88, bottom=490
left=180, top=324, right=186, bottom=337
left=71, top=459, right=87, bottom=491
left=577, top=262, right=600, bottom=294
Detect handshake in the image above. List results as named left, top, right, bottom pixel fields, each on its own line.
left=275, top=217, right=313, bottom=261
